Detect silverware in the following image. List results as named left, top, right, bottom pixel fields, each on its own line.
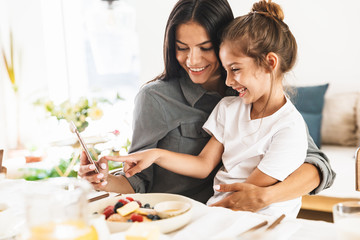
left=0, top=149, right=4, bottom=173
left=266, top=214, right=285, bottom=230
left=239, top=220, right=268, bottom=236
left=238, top=214, right=286, bottom=239
left=88, top=193, right=110, bottom=203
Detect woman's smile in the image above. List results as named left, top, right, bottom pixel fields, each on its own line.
left=186, top=63, right=210, bottom=75
left=175, top=21, right=220, bottom=90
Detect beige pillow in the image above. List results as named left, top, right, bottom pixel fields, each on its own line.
left=321, top=92, right=359, bottom=146
left=357, top=93, right=360, bottom=146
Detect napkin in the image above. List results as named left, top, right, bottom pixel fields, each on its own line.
left=170, top=203, right=301, bottom=240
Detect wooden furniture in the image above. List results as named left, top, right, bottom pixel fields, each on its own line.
left=356, top=147, right=360, bottom=191
left=299, top=146, right=360, bottom=222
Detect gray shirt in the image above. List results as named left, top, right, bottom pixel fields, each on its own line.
left=126, top=74, right=335, bottom=203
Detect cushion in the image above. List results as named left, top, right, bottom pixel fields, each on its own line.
left=290, top=84, right=329, bottom=148
left=321, top=92, right=359, bottom=146
left=357, top=93, right=360, bottom=145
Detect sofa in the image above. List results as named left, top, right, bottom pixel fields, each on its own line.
left=295, top=87, right=360, bottom=221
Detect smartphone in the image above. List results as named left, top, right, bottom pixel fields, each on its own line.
left=69, top=121, right=100, bottom=174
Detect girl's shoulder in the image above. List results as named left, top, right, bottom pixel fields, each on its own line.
left=218, top=96, right=245, bottom=108
left=276, top=99, right=307, bottom=128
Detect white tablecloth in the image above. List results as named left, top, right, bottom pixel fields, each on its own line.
left=0, top=179, right=337, bottom=240
left=111, top=199, right=337, bottom=240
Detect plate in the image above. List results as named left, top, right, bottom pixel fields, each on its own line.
left=89, top=193, right=193, bottom=234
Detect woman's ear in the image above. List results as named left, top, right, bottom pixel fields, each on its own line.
left=266, top=52, right=279, bottom=72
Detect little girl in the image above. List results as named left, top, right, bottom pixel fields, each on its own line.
left=106, top=0, right=307, bottom=218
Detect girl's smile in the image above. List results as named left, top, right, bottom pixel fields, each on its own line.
left=219, top=41, right=271, bottom=107
left=219, top=40, right=286, bottom=119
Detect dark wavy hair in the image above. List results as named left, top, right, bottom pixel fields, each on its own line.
left=153, top=0, right=234, bottom=82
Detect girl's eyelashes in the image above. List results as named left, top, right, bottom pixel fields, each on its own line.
left=231, top=67, right=240, bottom=72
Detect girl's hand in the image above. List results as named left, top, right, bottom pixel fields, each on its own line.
left=104, top=149, right=160, bottom=177
left=78, top=151, right=108, bottom=190
left=210, top=183, right=269, bottom=212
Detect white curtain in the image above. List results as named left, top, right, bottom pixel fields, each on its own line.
left=0, top=0, right=86, bottom=149
left=0, top=0, right=138, bottom=150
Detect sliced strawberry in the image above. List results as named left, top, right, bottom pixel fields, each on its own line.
left=135, top=200, right=142, bottom=207
left=126, top=196, right=134, bottom=202
left=118, top=198, right=129, bottom=205
left=130, top=213, right=143, bottom=222
left=102, top=205, right=114, bottom=219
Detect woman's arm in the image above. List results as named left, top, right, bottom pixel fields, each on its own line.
left=78, top=151, right=135, bottom=193
left=304, top=127, right=336, bottom=194
left=103, top=174, right=135, bottom=194
left=212, top=127, right=335, bottom=211
left=212, top=121, right=313, bottom=211
left=106, top=136, right=224, bottom=179
left=211, top=163, right=320, bottom=211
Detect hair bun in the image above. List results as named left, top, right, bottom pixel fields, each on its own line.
left=252, top=0, right=284, bottom=21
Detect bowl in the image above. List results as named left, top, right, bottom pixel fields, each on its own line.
left=89, top=193, right=193, bottom=234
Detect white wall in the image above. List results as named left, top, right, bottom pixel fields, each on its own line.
left=135, top=0, right=360, bottom=95
left=0, top=0, right=359, bottom=148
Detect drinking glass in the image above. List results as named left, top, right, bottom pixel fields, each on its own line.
left=333, top=201, right=360, bottom=240
left=22, top=177, right=98, bottom=240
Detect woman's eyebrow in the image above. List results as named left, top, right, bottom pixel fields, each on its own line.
left=176, top=40, right=212, bottom=46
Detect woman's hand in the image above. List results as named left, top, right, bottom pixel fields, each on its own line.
left=78, top=151, right=109, bottom=191
left=104, top=149, right=160, bottom=177
left=210, top=183, right=269, bottom=212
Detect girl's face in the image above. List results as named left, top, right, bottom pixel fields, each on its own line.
left=220, top=41, right=271, bottom=106
left=175, top=21, right=221, bottom=91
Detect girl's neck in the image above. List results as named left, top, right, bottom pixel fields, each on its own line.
left=250, top=86, right=286, bottom=120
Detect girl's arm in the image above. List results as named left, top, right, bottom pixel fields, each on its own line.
left=245, top=167, right=279, bottom=187
left=105, top=136, right=224, bottom=179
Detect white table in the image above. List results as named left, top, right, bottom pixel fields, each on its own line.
left=110, top=198, right=337, bottom=240
left=0, top=179, right=338, bottom=240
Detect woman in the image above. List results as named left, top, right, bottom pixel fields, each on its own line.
left=79, top=0, right=335, bottom=211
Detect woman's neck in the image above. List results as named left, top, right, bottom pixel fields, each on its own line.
left=201, top=70, right=226, bottom=96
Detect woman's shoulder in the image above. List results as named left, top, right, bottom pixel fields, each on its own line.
left=137, top=79, right=180, bottom=97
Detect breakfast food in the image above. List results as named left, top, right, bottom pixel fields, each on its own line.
left=103, top=197, right=162, bottom=223
left=117, top=201, right=140, bottom=217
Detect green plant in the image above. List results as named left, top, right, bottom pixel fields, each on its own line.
left=21, top=157, right=78, bottom=181
left=34, top=94, right=123, bottom=132
left=20, top=144, right=128, bottom=181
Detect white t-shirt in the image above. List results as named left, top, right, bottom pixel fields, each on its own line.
left=203, top=96, right=308, bottom=218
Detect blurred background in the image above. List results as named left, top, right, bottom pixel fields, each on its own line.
left=0, top=0, right=359, bottom=178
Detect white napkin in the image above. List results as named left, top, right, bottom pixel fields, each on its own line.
left=170, top=203, right=301, bottom=240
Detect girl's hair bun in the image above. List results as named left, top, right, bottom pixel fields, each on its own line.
left=252, top=0, right=284, bottom=21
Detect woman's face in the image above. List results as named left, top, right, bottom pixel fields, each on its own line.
left=220, top=41, right=271, bottom=106
left=175, top=21, right=221, bottom=91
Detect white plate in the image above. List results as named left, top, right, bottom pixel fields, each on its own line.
left=89, top=193, right=193, bottom=234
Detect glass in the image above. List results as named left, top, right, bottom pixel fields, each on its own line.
left=22, top=178, right=98, bottom=240
left=333, top=201, right=360, bottom=240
